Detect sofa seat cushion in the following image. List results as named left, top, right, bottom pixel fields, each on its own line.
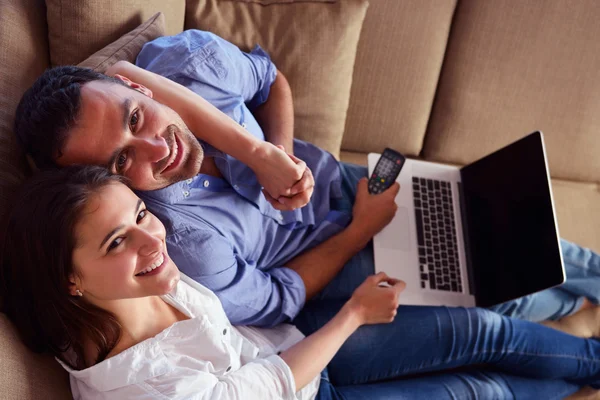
left=552, top=179, right=600, bottom=253
left=46, top=0, right=185, bottom=66
left=184, top=0, right=369, bottom=158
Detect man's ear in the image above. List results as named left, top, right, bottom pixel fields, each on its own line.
left=113, top=73, right=154, bottom=98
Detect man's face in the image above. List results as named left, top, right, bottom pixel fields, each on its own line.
left=57, top=80, right=204, bottom=191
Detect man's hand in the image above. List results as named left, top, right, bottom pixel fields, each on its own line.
left=261, top=146, right=315, bottom=211
left=350, top=177, right=400, bottom=240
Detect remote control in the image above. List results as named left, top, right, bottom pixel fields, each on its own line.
left=368, top=148, right=406, bottom=194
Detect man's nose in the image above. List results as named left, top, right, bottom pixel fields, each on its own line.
left=135, top=136, right=169, bottom=163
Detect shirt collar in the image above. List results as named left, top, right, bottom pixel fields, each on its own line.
left=57, top=337, right=174, bottom=392
left=56, top=280, right=208, bottom=392
left=136, top=141, right=226, bottom=205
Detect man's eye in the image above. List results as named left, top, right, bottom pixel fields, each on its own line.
left=136, top=209, right=147, bottom=223
left=107, top=237, right=124, bottom=252
left=130, top=110, right=139, bottom=129
left=117, top=152, right=128, bottom=171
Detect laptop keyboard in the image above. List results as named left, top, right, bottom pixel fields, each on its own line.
left=412, top=177, right=463, bottom=293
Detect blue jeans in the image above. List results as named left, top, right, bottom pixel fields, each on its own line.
left=294, top=163, right=600, bottom=399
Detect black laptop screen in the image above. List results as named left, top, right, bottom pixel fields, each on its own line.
left=460, top=132, right=565, bottom=308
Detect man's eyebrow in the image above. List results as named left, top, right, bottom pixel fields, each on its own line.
left=99, top=199, right=143, bottom=250
left=107, top=97, right=133, bottom=170
left=122, top=97, right=132, bottom=132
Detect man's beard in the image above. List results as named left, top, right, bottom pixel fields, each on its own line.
left=157, top=123, right=204, bottom=187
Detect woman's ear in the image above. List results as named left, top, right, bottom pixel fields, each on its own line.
left=68, top=274, right=81, bottom=297
left=113, top=74, right=154, bottom=98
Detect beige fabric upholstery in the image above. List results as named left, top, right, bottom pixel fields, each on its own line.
left=424, top=0, right=600, bottom=183
left=46, top=0, right=185, bottom=66
left=0, top=315, right=71, bottom=399
left=185, top=0, right=369, bottom=158
left=0, top=0, right=50, bottom=226
left=552, top=179, right=600, bottom=253
left=79, top=12, right=166, bottom=73
left=342, top=0, right=457, bottom=157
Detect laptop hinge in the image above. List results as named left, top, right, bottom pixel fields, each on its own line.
left=457, top=181, right=477, bottom=300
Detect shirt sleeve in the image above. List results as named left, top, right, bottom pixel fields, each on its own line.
left=167, top=228, right=306, bottom=327
left=186, top=355, right=297, bottom=400
left=136, top=29, right=277, bottom=109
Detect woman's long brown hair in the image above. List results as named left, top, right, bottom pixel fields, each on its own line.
left=1, top=166, right=128, bottom=370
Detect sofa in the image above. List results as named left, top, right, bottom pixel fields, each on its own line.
left=1, top=0, right=599, bottom=398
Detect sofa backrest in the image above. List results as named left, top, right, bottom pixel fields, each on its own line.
left=424, top=0, right=600, bottom=183
left=342, top=0, right=457, bottom=158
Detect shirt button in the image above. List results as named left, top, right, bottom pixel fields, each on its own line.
left=233, top=185, right=239, bottom=190
left=203, top=180, right=210, bottom=188
left=222, top=328, right=227, bottom=335
left=226, top=366, right=232, bottom=372
left=277, top=214, right=284, bottom=221
left=186, top=178, right=193, bottom=184
left=241, top=122, right=247, bottom=129
left=183, top=190, right=190, bottom=198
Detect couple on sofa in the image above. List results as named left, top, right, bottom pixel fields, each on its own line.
left=3, top=30, right=600, bottom=399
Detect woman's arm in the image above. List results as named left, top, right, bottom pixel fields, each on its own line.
left=105, top=61, right=309, bottom=206
left=280, top=273, right=405, bottom=390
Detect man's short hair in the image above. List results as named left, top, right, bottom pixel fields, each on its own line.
left=14, top=66, right=126, bottom=169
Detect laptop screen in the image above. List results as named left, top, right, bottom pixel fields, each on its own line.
left=460, top=132, right=565, bottom=308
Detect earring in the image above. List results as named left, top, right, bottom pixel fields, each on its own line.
left=75, top=289, right=83, bottom=297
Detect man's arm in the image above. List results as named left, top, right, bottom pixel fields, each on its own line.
left=167, top=228, right=306, bottom=327
left=251, top=70, right=294, bottom=155
left=286, top=178, right=401, bottom=299
left=107, top=61, right=304, bottom=202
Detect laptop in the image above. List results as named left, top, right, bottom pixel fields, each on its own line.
left=368, top=131, right=565, bottom=308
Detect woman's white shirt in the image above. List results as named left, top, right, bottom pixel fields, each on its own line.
left=58, top=274, right=320, bottom=400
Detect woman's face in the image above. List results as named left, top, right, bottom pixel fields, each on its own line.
left=70, top=182, right=179, bottom=303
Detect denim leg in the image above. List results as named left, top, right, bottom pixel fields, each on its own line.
left=316, top=370, right=579, bottom=400
left=295, top=301, right=600, bottom=387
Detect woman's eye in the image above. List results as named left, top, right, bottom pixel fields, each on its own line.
left=107, top=237, right=124, bottom=252
left=136, top=209, right=147, bottom=223
left=116, top=152, right=128, bottom=171
left=130, top=110, right=139, bottom=129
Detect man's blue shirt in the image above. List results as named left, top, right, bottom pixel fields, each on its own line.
left=136, top=30, right=350, bottom=326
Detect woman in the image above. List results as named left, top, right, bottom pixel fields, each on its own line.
left=1, top=166, right=600, bottom=400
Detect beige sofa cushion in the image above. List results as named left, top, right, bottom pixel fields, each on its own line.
left=46, top=0, right=185, bottom=66
left=185, top=0, right=369, bottom=158
left=552, top=179, right=600, bottom=253
left=79, top=12, right=166, bottom=73
left=342, top=0, right=457, bottom=157
left=424, top=0, right=600, bottom=183
left=0, top=1, right=71, bottom=398
left=0, top=315, right=71, bottom=399
left=0, top=0, right=49, bottom=224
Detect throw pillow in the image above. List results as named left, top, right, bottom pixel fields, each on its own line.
left=78, top=12, right=166, bottom=73
left=46, top=0, right=185, bottom=66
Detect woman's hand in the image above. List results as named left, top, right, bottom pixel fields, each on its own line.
left=350, top=177, right=400, bottom=240
left=345, top=272, right=406, bottom=325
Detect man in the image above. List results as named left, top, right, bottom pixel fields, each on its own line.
left=14, top=30, right=600, bottom=333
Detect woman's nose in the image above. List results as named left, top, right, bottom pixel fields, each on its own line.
left=137, top=229, right=163, bottom=257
